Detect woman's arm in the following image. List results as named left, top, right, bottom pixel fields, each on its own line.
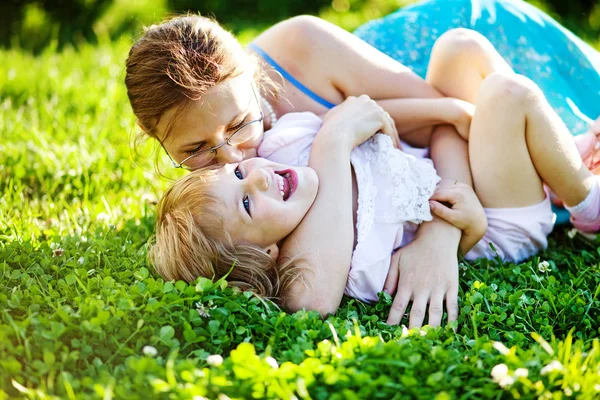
left=384, top=125, right=473, bottom=327
left=253, top=16, right=447, bottom=147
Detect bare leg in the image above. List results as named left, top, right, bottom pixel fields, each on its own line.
left=426, top=29, right=593, bottom=209
left=424, top=28, right=512, bottom=186
left=426, top=28, right=512, bottom=104
left=469, top=73, right=593, bottom=208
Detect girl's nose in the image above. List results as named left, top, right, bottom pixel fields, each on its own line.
left=216, top=144, right=244, bottom=164
left=247, top=169, right=269, bottom=192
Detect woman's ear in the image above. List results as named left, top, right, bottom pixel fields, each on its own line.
left=136, top=119, right=147, bottom=132
left=264, top=244, right=279, bottom=261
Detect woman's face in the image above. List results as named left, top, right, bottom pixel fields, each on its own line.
left=155, top=74, right=265, bottom=169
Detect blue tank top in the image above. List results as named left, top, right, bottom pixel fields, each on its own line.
left=248, top=43, right=336, bottom=109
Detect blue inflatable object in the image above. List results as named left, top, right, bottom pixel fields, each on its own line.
left=354, top=0, right=600, bottom=225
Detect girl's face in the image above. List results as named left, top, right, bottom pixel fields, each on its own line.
left=156, top=74, right=265, bottom=169
left=211, top=158, right=318, bottom=249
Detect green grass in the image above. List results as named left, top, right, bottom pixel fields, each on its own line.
left=3, top=14, right=600, bottom=400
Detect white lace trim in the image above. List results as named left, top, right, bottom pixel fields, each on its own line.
left=351, top=134, right=440, bottom=244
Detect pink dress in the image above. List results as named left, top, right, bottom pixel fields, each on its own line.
left=258, top=112, right=440, bottom=303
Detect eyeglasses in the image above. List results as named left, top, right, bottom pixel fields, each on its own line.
left=161, top=84, right=264, bottom=170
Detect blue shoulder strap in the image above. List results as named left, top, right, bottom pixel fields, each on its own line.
left=248, top=43, right=336, bottom=109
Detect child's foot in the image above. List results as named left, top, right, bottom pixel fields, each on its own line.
left=567, top=176, right=600, bottom=240
left=549, top=117, right=600, bottom=208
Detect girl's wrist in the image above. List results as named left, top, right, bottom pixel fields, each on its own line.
left=313, top=124, right=354, bottom=154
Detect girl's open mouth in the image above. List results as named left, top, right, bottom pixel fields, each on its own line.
left=275, top=169, right=298, bottom=201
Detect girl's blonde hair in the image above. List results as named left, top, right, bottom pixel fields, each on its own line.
left=149, top=168, right=302, bottom=301
left=125, top=14, right=276, bottom=149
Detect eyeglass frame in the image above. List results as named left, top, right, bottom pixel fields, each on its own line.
left=159, top=83, right=265, bottom=170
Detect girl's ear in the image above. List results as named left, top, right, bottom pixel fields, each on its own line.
left=264, top=244, right=279, bottom=261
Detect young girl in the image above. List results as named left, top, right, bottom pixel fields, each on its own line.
left=149, top=30, right=600, bottom=329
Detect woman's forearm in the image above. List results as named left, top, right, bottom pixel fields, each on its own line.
left=429, top=124, right=479, bottom=253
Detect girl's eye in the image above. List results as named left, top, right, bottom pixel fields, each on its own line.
left=234, top=166, right=243, bottom=180
left=242, top=196, right=251, bottom=215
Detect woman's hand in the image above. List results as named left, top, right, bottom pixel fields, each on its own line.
left=429, top=180, right=488, bottom=254
left=320, top=95, right=400, bottom=149
left=384, top=218, right=460, bottom=328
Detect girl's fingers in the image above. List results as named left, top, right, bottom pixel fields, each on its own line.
left=386, top=112, right=401, bottom=149
left=429, top=200, right=457, bottom=225
left=380, top=110, right=400, bottom=148
left=427, top=292, right=445, bottom=327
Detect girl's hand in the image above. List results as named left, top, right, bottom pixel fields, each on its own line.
left=320, top=95, right=400, bottom=149
left=428, top=180, right=488, bottom=254
left=384, top=219, right=460, bottom=328
left=445, top=98, right=475, bottom=141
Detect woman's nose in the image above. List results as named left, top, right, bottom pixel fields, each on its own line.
left=216, top=144, right=244, bottom=164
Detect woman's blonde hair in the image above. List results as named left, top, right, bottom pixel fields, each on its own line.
left=149, top=168, right=302, bottom=301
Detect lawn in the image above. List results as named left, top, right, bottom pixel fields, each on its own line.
left=2, top=9, right=600, bottom=400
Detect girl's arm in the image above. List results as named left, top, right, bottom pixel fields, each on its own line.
left=377, top=97, right=475, bottom=143
left=281, top=97, right=395, bottom=315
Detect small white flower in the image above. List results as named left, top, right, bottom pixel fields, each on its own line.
left=78, top=256, right=85, bottom=264
left=538, top=260, right=551, bottom=273
left=52, top=248, right=64, bottom=257
left=564, top=387, right=573, bottom=396
left=265, top=356, right=278, bottom=369
left=491, top=363, right=509, bottom=382
left=206, top=354, right=223, bottom=367
left=96, top=212, right=110, bottom=223
left=498, top=375, right=515, bottom=388
left=401, top=325, right=409, bottom=338
left=142, top=345, right=158, bottom=357
left=567, top=228, right=578, bottom=239
left=493, top=341, right=510, bottom=355
left=540, top=360, right=564, bottom=375
left=195, top=302, right=211, bottom=318
left=594, top=384, right=600, bottom=391
left=514, top=368, right=529, bottom=378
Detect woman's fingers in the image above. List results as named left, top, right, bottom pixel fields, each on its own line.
left=445, top=286, right=459, bottom=325
left=386, top=289, right=411, bottom=326
left=383, top=252, right=400, bottom=295
left=408, top=295, right=429, bottom=329
left=427, top=292, right=445, bottom=327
